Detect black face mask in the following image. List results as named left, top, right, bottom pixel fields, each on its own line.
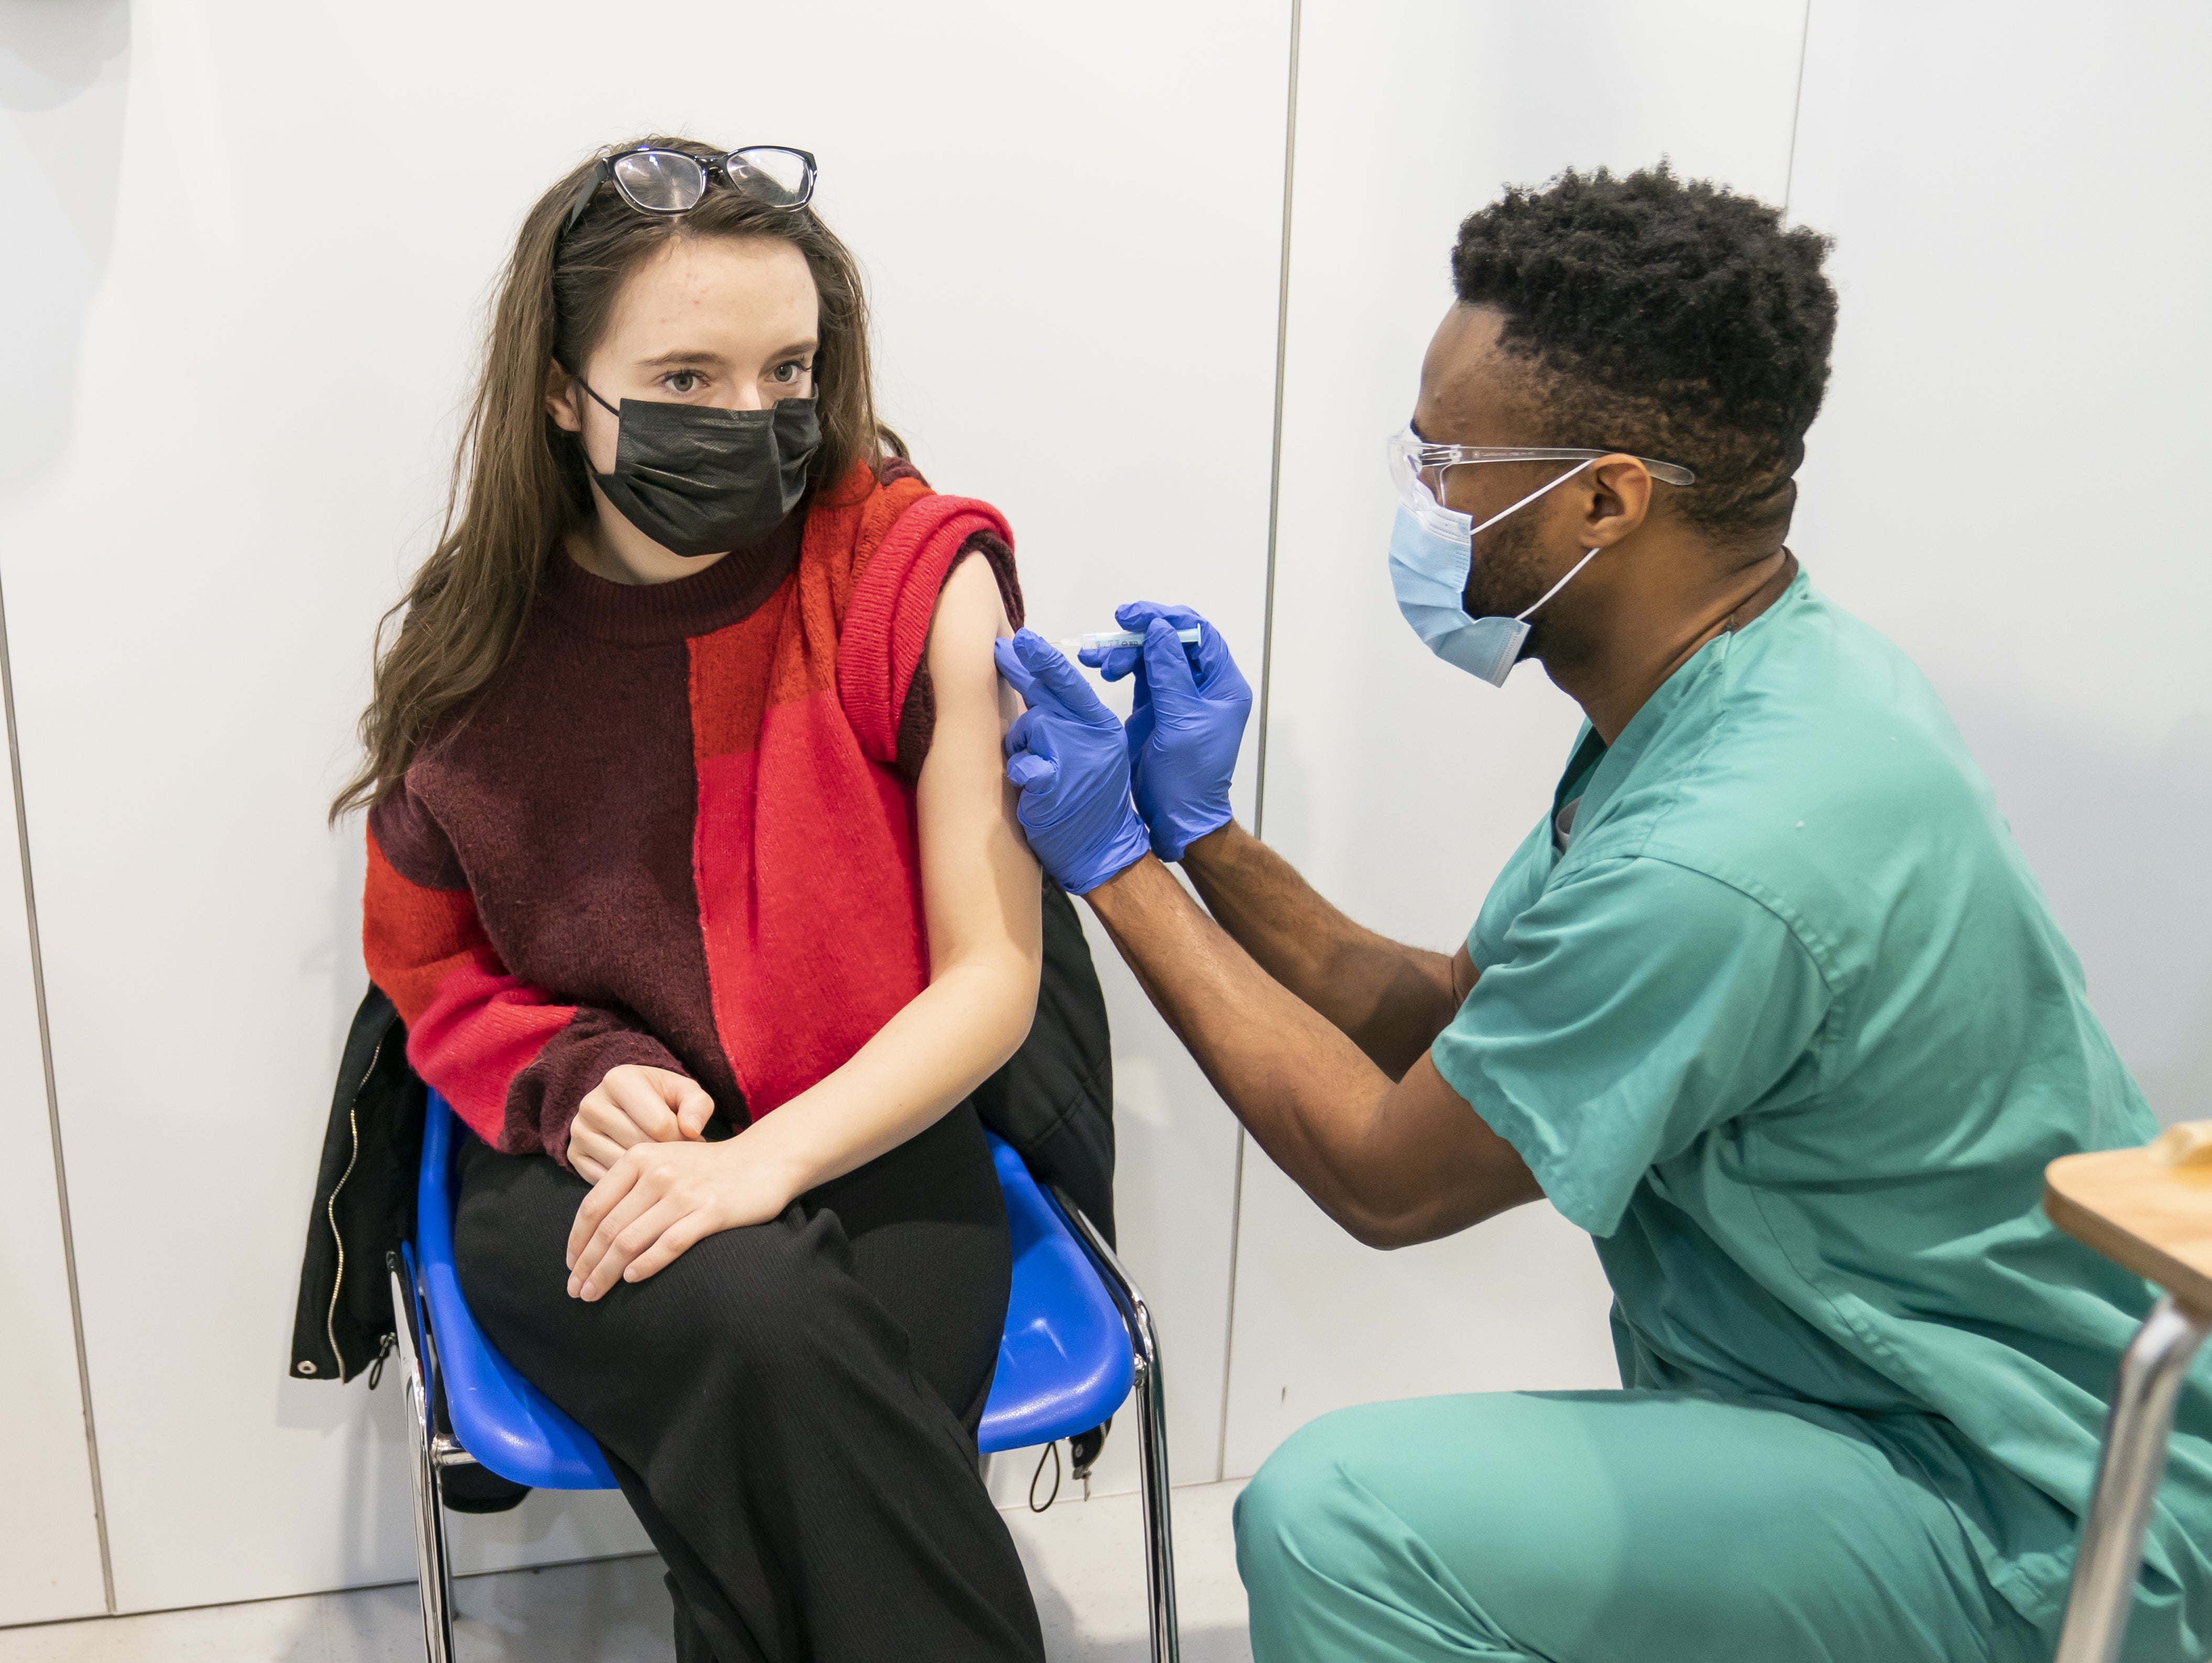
left=580, top=384, right=820, bottom=557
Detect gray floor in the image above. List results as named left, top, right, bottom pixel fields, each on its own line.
left=0, top=1482, right=1252, bottom=1662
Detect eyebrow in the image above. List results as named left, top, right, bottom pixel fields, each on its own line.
left=637, top=339, right=819, bottom=370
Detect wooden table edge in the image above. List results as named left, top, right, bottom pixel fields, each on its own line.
left=2045, top=1150, right=2212, bottom=1322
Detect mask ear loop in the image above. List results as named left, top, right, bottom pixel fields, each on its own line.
left=1516, top=543, right=1604, bottom=623
left=1456, top=458, right=1603, bottom=622
left=1459, top=457, right=1595, bottom=541
left=561, top=379, right=620, bottom=488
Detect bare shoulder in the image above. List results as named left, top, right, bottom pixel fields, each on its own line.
left=926, top=553, right=1015, bottom=702
left=931, top=552, right=1011, bottom=642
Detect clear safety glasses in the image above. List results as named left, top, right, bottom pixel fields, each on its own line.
left=562, top=145, right=818, bottom=235
left=1387, top=430, right=1696, bottom=537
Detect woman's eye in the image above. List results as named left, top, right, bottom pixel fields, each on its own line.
left=772, top=362, right=808, bottom=385
left=664, top=370, right=703, bottom=395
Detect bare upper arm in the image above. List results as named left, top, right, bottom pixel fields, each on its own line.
left=1350, top=1050, right=1542, bottom=1248
left=913, top=554, right=1042, bottom=981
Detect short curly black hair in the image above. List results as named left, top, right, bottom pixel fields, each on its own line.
left=1452, top=162, right=1836, bottom=546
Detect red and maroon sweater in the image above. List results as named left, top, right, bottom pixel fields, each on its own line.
left=363, top=461, right=1020, bottom=1166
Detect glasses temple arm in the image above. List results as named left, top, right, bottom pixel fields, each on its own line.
left=560, top=159, right=610, bottom=236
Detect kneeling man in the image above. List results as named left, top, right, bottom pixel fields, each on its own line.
left=995, top=165, right=2212, bottom=1662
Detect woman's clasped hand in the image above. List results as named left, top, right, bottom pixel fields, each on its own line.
left=564, top=1113, right=806, bottom=1301
left=565, top=1062, right=716, bottom=1181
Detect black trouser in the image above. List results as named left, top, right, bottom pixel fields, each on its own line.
left=454, top=1103, right=1045, bottom=1663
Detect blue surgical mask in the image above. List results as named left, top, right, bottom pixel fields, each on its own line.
left=1388, top=461, right=1601, bottom=686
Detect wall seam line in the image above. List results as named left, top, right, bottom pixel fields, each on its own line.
left=1218, top=0, right=1302, bottom=1485
left=0, top=570, right=116, bottom=1613
left=1782, top=0, right=1813, bottom=218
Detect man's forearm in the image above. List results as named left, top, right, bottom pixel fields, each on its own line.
left=1178, top=822, right=1459, bottom=1078
left=1083, top=856, right=1404, bottom=1234
left=1081, top=855, right=1536, bottom=1245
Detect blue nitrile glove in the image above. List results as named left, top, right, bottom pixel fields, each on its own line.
left=1078, top=603, right=1253, bottom=862
left=995, top=630, right=1154, bottom=894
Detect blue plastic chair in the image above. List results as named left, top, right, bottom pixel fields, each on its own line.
left=390, top=1092, right=1177, bottom=1662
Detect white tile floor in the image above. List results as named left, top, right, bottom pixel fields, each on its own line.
left=0, top=1482, right=1252, bottom=1663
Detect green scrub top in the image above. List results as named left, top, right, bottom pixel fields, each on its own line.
left=1431, top=568, right=2212, bottom=1643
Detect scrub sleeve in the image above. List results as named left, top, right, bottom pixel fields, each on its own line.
left=1430, top=856, right=1826, bottom=1232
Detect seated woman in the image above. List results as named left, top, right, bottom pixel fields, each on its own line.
left=331, top=137, right=1046, bottom=1662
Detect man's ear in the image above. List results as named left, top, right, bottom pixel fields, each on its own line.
left=545, top=361, right=583, bottom=433
left=1583, top=456, right=1655, bottom=545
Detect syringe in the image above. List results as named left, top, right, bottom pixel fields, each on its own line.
left=1057, top=628, right=1202, bottom=652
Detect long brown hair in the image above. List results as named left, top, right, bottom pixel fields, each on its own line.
left=332, top=136, right=893, bottom=822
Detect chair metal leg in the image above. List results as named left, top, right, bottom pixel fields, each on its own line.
left=1057, top=1198, right=1181, bottom=1663
left=1130, top=1343, right=1179, bottom=1663
left=2054, top=1295, right=2212, bottom=1663
left=391, top=1263, right=458, bottom=1663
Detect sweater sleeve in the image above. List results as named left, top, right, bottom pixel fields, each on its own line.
left=836, top=496, right=1019, bottom=768
left=891, top=529, right=1025, bottom=781
left=363, top=787, right=685, bottom=1166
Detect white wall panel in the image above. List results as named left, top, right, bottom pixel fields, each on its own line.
left=1785, top=0, right=2212, bottom=1125
left=0, top=0, right=1288, bottom=1611
left=0, top=1, right=118, bottom=1627
left=1222, top=0, right=1811, bottom=1478
left=0, top=605, right=106, bottom=1627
